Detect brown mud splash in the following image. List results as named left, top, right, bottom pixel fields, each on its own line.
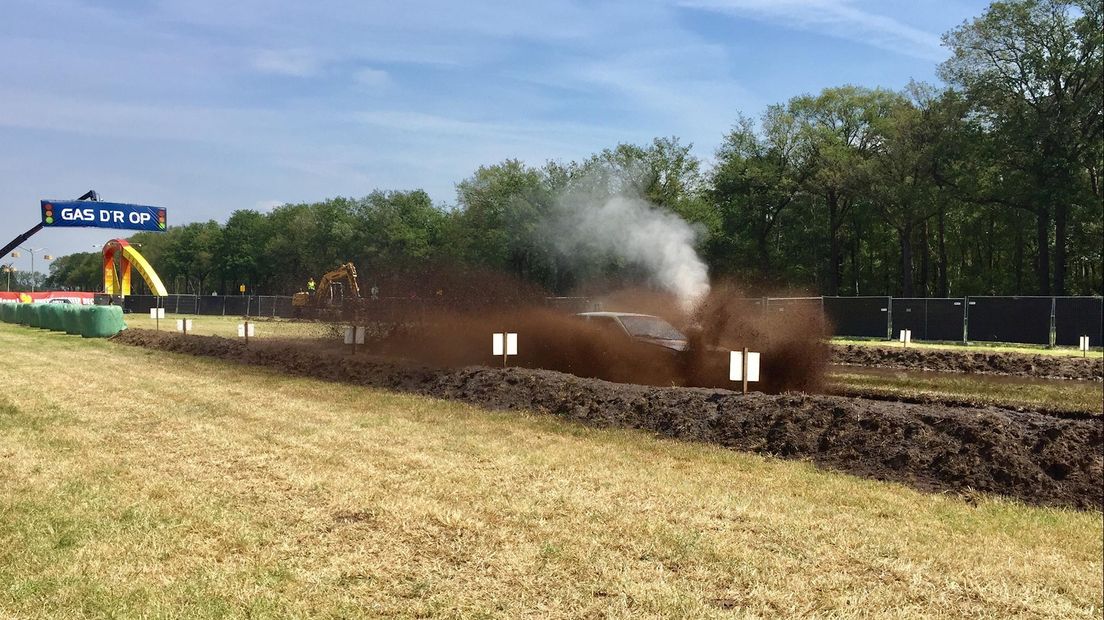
left=365, top=281, right=828, bottom=393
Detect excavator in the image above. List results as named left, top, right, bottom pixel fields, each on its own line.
left=292, top=262, right=362, bottom=319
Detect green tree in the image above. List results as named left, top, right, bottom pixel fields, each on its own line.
left=940, top=0, right=1103, bottom=294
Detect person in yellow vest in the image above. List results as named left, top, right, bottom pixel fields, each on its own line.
left=307, top=278, right=316, bottom=292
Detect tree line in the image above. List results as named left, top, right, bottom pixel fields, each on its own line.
left=45, top=0, right=1102, bottom=298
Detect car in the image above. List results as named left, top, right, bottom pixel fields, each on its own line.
left=576, top=311, right=689, bottom=353
left=48, top=298, right=73, bottom=304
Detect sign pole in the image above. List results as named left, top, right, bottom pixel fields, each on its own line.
left=742, top=347, right=749, bottom=395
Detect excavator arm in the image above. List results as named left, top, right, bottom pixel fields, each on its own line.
left=293, top=262, right=362, bottom=310
left=315, top=262, right=361, bottom=302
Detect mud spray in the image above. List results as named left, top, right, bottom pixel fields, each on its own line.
left=364, top=175, right=828, bottom=393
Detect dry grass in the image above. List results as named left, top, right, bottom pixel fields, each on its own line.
left=139, top=313, right=336, bottom=340
left=1, top=323, right=1101, bottom=619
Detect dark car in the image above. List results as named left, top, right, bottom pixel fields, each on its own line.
left=576, top=311, right=689, bottom=353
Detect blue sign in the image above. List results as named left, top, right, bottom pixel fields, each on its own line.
left=41, top=200, right=167, bottom=232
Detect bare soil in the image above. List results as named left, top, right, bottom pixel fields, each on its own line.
left=114, top=329, right=1104, bottom=511
left=831, top=344, right=1103, bottom=381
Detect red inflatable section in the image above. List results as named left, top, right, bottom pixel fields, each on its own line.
left=0, top=291, right=95, bottom=304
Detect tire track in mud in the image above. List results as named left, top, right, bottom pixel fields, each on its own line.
left=114, top=329, right=1103, bottom=511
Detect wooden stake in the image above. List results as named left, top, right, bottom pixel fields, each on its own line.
left=742, top=347, right=749, bottom=395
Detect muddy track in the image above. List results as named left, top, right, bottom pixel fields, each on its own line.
left=114, top=329, right=1104, bottom=511
left=831, top=344, right=1103, bottom=381
left=827, top=386, right=1100, bottom=420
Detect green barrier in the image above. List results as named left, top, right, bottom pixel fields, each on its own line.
left=27, top=304, right=43, bottom=328
left=40, top=304, right=61, bottom=331
left=15, top=304, right=27, bottom=325
left=80, top=305, right=126, bottom=338
left=62, top=306, right=83, bottom=335
left=0, top=303, right=13, bottom=323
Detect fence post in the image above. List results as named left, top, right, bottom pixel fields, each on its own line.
left=886, top=296, right=893, bottom=340
left=962, top=296, right=969, bottom=344
left=1049, top=296, right=1056, bottom=348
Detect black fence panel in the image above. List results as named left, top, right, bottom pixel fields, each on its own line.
left=890, top=298, right=925, bottom=340
left=195, top=295, right=224, bottom=315
left=124, top=295, right=157, bottom=315
left=967, top=296, right=1051, bottom=344
left=254, top=296, right=276, bottom=317
left=1054, top=297, right=1103, bottom=346
left=764, top=297, right=822, bottom=313
left=890, top=298, right=964, bottom=342
left=273, top=296, right=295, bottom=318
left=222, top=296, right=249, bottom=316
left=925, top=298, right=966, bottom=342
left=823, top=297, right=889, bottom=338
left=170, top=294, right=197, bottom=314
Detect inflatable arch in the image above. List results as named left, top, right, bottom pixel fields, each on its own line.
left=103, top=239, right=168, bottom=297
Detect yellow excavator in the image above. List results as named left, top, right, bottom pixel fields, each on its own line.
left=292, top=262, right=362, bottom=319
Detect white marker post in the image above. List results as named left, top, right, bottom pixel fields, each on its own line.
left=729, top=349, right=761, bottom=395
left=899, top=329, right=912, bottom=348
left=238, top=321, right=255, bottom=343
left=1080, top=335, right=1090, bottom=358
left=344, top=325, right=366, bottom=354
left=149, top=307, right=165, bottom=331
left=176, top=318, right=192, bottom=335
left=493, top=332, right=518, bottom=367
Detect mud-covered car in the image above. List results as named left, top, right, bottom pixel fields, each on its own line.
left=576, top=311, right=689, bottom=353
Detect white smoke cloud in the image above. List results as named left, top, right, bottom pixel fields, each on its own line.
left=549, top=184, right=710, bottom=309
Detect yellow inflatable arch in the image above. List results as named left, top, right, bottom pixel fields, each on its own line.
left=102, top=239, right=168, bottom=297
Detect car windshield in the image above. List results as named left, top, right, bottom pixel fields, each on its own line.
left=618, top=315, right=685, bottom=341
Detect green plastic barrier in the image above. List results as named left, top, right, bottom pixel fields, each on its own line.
left=14, top=304, right=27, bottom=325
left=27, top=304, right=44, bottom=328
left=0, top=303, right=13, bottom=323
left=62, top=306, right=83, bottom=335
left=40, top=304, right=61, bottom=331
left=80, top=305, right=126, bottom=338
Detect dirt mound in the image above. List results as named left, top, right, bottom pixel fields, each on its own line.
left=832, top=345, right=1103, bottom=381
left=114, top=329, right=1104, bottom=510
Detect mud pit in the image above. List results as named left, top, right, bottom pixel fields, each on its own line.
left=831, top=344, right=1103, bottom=381
left=114, top=329, right=1103, bottom=510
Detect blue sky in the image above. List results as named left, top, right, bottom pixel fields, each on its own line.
left=1, top=0, right=989, bottom=265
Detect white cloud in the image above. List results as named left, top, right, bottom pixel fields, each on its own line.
left=353, top=67, right=390, bottom=87
left=678, top=0, right=945, bottom=60
left=251, top=48, right=326, bottom=76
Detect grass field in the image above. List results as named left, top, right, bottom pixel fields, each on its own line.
left=136, top=313, right=335, bottom=340
left=826, top=369, right=1104, bottom=414
left=2, top=323, right=1101, bottom=618
left=833, top=337, right=1103, bottom=359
